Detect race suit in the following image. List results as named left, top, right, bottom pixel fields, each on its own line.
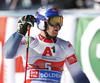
left=3, top=32, right=90, bottom=83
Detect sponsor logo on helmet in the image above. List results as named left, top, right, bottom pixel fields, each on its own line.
left=52, top=7, right=62, bottom=16
left=52, top=7, right=60, bottom=12
left=36, top=12, right=46, bottom=21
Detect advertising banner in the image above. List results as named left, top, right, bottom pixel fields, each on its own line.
left=0, top=17, right=7, bottom=83
left=75, top=17, right=100, bottom=83
left=0, top=15, right=100, bottom=83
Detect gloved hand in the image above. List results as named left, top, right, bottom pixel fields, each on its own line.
left=17, top=15, right=37, bottom=36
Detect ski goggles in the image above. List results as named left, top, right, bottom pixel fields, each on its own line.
left=48, top=16, right=63, bottom=27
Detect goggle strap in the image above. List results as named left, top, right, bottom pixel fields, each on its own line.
left=60, top=17, right=62, bottom=26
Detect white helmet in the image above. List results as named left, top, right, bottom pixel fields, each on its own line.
left=35, top=5, right=63, bottom=30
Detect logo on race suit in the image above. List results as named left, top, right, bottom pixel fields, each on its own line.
left=20, top=40, right=25, bottom=45
left=30, top=70, right=39, bottom=78
left=29, top=69, right=61, bottom=82
left=42, top=47, right=53, bottom=56
left=39, top=70, right=61, bottom=82
left=67, top=54, right=77, bottom=65
left=68, top=43, right=72, bottom=48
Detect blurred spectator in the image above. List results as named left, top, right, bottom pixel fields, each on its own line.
left=22, top=0, right=32, bottom=8
left=0, top=0, right=98, bottom=10
left=9, top=0, right=18, bottom=10
left=76, top=0, right=86, bottom=8
left=5, top=0, right=12, bottom=6
left=0, top=0, right=2, bottom=9
left=76, top=0, right=94, bottom=8
left=0, top=0, right=12, bottom=10
left=94, top=0, right=100, bottom=9
left=41, top=0, right=48, bottom=5
left=85, top=0, right=94, bottom=8
left=54, top=0, right=78, bottom=9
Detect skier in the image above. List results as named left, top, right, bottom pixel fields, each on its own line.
left=3, top=5, right=90, bottom=83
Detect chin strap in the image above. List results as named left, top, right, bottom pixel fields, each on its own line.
left=44, top=30, right=57, bottom=43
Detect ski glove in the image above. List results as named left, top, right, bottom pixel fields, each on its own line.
left=17, top=15, right=36, bottom=36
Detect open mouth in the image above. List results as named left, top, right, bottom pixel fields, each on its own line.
left=54, top=30, right=59, bottom=34
left=54, top=30, right=58, bottom=32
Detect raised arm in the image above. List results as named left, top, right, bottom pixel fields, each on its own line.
left=3, top=15, right=36, bottom=59
left=3, top=32, right=23, bottom=58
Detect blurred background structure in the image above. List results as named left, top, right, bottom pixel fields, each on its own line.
left=0, top=0, right=100, bottom=10
left=0, top=0, right=100, bottom=83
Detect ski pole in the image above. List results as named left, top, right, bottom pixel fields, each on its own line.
left=24, top=26, right=31, bottom=83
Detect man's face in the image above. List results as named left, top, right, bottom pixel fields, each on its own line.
left=46, top=24, right=60, bottom=37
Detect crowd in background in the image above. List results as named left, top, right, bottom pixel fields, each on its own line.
left=0, top=0, right=100, bottom=10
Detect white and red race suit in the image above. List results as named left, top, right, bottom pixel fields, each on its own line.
left=3, top=32, right=90, bottom=83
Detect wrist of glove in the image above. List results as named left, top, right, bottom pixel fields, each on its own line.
left=17, top=23, right=31, bottom=36
left=17, top=15, right=36, bottom=36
